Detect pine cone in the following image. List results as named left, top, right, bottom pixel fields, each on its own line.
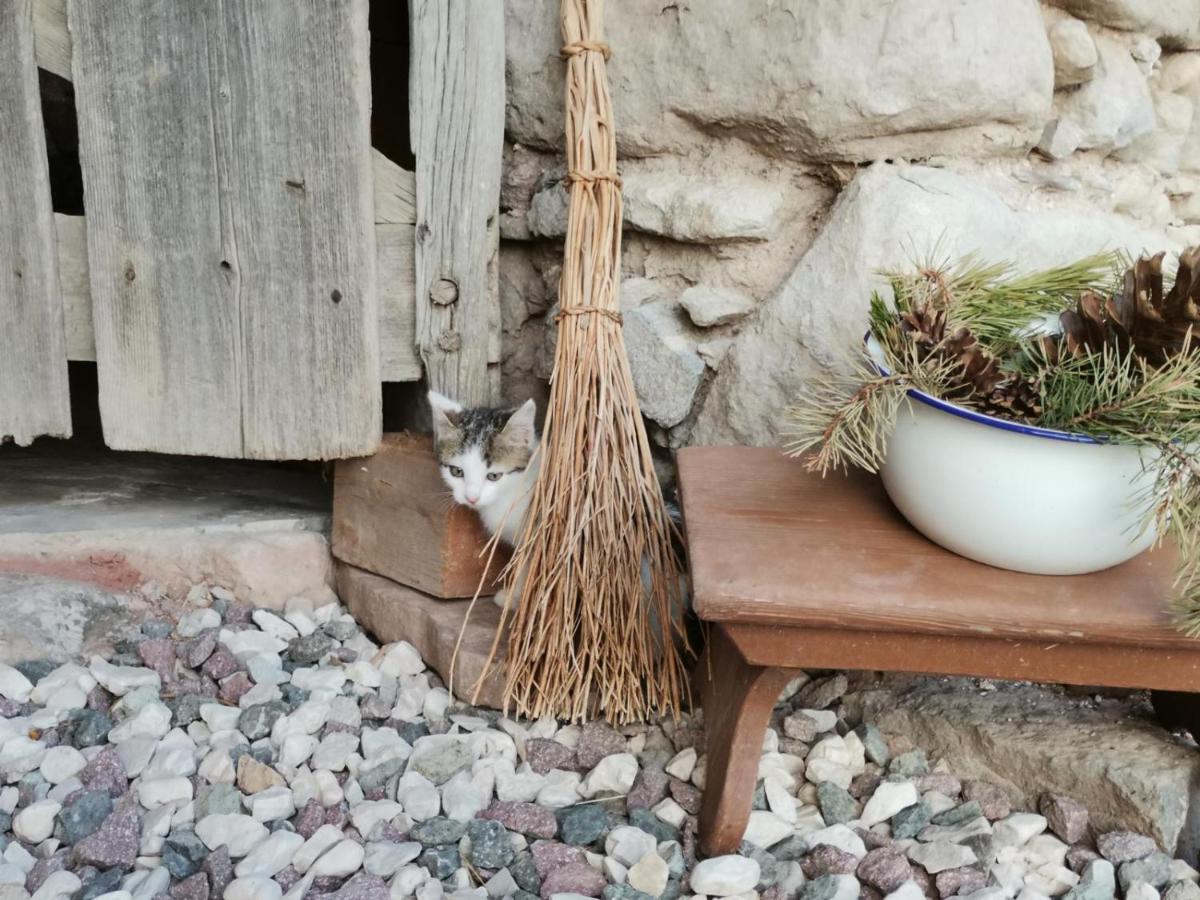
left=1054, top=247, right=1200, bottom=363
left=896, top=305, right=1042, bottom=420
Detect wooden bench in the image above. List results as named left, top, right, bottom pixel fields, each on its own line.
left=677, top=446, right=1200, bottom=856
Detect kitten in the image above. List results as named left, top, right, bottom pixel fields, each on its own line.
left=428, top=391, right=540, bottom=548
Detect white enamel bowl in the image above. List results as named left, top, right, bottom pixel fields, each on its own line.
left=869, top=340, right=1159, bottom=575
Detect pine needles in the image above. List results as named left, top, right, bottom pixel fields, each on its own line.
left=785, top=248, right=1200, bottom=634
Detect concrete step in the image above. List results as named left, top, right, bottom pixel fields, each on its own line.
left=0, top=445, right=334, bottom=611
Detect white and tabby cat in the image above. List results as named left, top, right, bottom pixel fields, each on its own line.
left=428, top=390, right=540, bottom=547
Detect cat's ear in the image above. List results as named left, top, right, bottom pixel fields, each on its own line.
left=499, top=399, right=537, bottom=448
left=428, top=390, right=463, bottom=437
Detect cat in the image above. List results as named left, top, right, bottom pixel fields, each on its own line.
left=428, top=390, right=540, bottom=549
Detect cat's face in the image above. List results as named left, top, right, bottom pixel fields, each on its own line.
left=428, top=391, right=537, bottom=510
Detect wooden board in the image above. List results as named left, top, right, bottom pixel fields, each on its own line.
left=337, top=563, right=506, bottom=709
left=59, top=217, right=418, bottom=382
left=70, top=0, right=380, bottom=459
left=332, top=432, right=509, bottom=598
left=32, top=0, right=70, bottom=81
left=55, top=214, right=93, bottom=362
left=677, top=447, right=1186, bottom=649
left=372, top=149, right=417, bottom=226
left=0, top=0, right=72, bottom=446
left=410, top=0, right=505, bottom=405
left=377, top=224, right=421, bottom=382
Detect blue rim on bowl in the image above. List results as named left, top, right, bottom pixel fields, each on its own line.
left=864, top=333, right=1101, bottom=446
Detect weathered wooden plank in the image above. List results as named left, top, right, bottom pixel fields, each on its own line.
left=220, top=1, right=379, bottom=459
left=33, top=0, right=71, bottom=80
left=70, top=0, right=380, bottom=459
left=60, top=217, right=420, bottom=380
left=70, top=0, right=241, bottom=455
left=377, top=224, right=421, bottom=381
left=372, top=149, right=417, bottom=226
left=0, top=0, right=72, bottom=445
left=410, top=0, right=505, bottom=405
left=55, top=214, right=93, bottom=362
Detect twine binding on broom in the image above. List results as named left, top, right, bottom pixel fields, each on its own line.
left=461, top=0, right=691, bottom=724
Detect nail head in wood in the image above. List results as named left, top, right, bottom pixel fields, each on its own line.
left=430, top=278, right=459, bottom=306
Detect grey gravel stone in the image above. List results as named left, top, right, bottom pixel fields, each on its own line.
left=817, top=781, right=857, bottom=825
left=466, top=819, right=514, bottom=869
left=855, top=725, right=890, bottom=768
left=290, top=633, right=335, bottom=664
left=892, top=799, right=933, bottom=840
left=418, top=845, right=460, bottom=879
left=59, top=790, right=113, bottom=845
left=239, top=701, right=289, bottom=741
left=412, top=817, right=467, bottom=847
left=558, top=804, right=608, bottom=846
left=888, top=750, right=929, bottom=777
left=62, top=709, right=114, bottom=749
left=163, top=830, right=208, bottom=879
left=1119, top=853, right=1172, bottom=891
left=931, top=801, right=984, bottom=828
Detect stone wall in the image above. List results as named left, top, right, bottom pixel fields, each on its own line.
left=497, top=0, right=1200, bottom=448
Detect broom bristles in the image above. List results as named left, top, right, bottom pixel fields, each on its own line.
left=472, top=0, right=690, bottom=724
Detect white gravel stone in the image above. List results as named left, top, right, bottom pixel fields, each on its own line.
left=89, top=657, right=161, bottom=697
left=225, top=877, right=283, bottom=900
left=628, top=852, right=670, bottom=897
left=580, top=753, right=638, bottom=798
left=603, top=858, right=628, bottom=885
left=271, top=701, right=331, bottom=745
left=807, top=824, right=868, bottom=858
left=862, top=781, right=920, bottom=827
left=885, top=883, right=927, bottom=900
left=920, top=817, right=992, bottom=845
left=907, top=841, right=978, bottom=874
left=13, top=800, right=60, bottom=843
left=345, top=661, right=382, bottom=688
left=109, top=703, right=171, bottom=742
left=239, top=684, right=283, bottom=709
left=38, top=746, right=86, bottom=784
left=198, top=749, right=236, bottom=785
left=221, top=629, right=288, bottom=660
left=285, top=610, right=318, bottom=637
left=47, top=778, right=83, bottom=803
left=312, top=732, right=359, bottom=772
left=806, top=758, right=854, bottom=790
left=279, top=733, right=319, bottom=769
left=31, top=871, right=81, bottom=900
left=91, top=893, right=133, bottom=900
left=145, top=731, right=198, bottom=780
left=4, top=842, right=36, bottom=872
left=378, top=642, right=425, bottom=677
left=391, top=865, right=428, bottom=898
left=809, top=735, right=852, bottom=767
left=310, top=839, right=365, bottom=878
left=0, top=787, right=18, bottom=814
left=0, top=665, right=32, bottom=703
left=349, top=800, right=403, bottom=836
left=246, top=655, right=290, bottom=686
left=252, top=611, right=300, bottom=641
left=293, top=824, right=346, bottom=874
left=606, top=826, right=659, bottom=867
left=0, top=866, right=24, bottom=886
left=690, top=856, right=762, bottom=897
left=176, top=608, right=220, bottom=637
left=653, top=797, right=688, bottom=829
left=495, top=763, right=546, bottom=804
left=442, top=772, right=490, bottom=821
left=1127, top=884, right=1161, bottom=900
left=763, top=777, right=798, bottom=824
left=291, top=668, right=346, bottom=694
left=536, top=770, right=582, bottom=809
left=664, top=748, right=697, bottom=781
left=235, top=830, right=306, bottom=878
left=0, top=737, right=45, bottom=780
left=140, top=806, right=173, bottom=855
left=484, top=869, right=519, bottom=899
left=743, top=810, right=793, bottom=849
left=995, top=813, right=1048, bottom=847
left=365, top=842, right=423, bottom=877
left=248, top=785, right=295, bottom=822
left=194, top=813, right=270, bottom=857
left=137, top=776, right=193, bottom=809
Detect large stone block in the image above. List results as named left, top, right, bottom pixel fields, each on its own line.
left=856, top=677, right=1200, bottom=857
left=692, top=162, right=1177, bottom=446
left=1046, top=0, right=1200, bottom=50
left=506, top=0, right=1054, bottom=160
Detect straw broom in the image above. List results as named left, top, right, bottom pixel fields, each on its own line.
left=474, top=0, right=690, bottom=724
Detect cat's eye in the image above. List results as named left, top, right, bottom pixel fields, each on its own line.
left=486, top=471, right=503, bottom=482
left=447, top=465, right=464, bottom=478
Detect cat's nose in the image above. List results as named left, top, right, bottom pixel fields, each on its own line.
left=466, top=495, right=479, bottom=505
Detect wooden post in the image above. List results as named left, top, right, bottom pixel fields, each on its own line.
left=409, top=0, right=505, bottom=405
left=0, top=0, right=72, bottom=446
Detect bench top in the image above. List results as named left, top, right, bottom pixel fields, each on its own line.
left=677, top=446, right=1188, bottom=649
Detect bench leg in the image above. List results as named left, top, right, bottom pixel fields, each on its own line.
left=698, top=624, right=801, bottom=857
left=1151, top=689, right=1200, bottom=738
